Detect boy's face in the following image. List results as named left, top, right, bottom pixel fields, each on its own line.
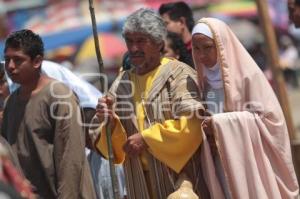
left=4, top=47, right=41, bottom=84
left=161, top=13, right=184, bottom=36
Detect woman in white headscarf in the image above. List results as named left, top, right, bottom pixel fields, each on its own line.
left=192, top=18, right=299, bottom=199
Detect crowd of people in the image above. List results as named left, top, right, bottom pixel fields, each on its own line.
left=0, top=1, right=299, bottom=199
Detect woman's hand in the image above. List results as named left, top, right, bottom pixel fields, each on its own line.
left=203, top=118, right=217, bottom=156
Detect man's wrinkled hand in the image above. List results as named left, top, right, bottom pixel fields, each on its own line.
left=96, top=96, right=116, bottom=129
left=123, top=133, right=148, bottom=158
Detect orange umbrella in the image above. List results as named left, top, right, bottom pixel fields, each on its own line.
left=46, top=45, right=77, bottom=61
left=76, top=33, right=127, bottom=64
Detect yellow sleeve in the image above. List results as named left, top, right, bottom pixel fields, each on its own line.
left=95, top=118, right=127, bottom=164
left=141, top=116, right=202, bottom=173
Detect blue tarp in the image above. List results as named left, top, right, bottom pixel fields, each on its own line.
left=0, top=19, right=125, bottom=59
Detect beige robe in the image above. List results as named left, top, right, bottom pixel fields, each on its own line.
left=90, top=60, right=209, bottom=199
left=2, top=80, right=96, bottom=199
left=194, top=18, right=299, bottom=199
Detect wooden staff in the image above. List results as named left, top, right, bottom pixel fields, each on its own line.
left=88, top=0, right=119, bottom=198
left=255, top=0, right=296, bottom=139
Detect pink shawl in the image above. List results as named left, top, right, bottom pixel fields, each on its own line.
left=195, top=18, right=299, bottom=199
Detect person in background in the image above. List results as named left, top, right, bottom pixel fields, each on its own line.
left=1, top=29, right=96, bottom=198
left=278, top=34, right=299, bottom=88
left=0, top=62, right=9, bottom=127
left=163, top=31, right=194, bottom=67
left=159, top=1, right=195, bottom=60
left=192, top=17, right=299, bottom=198
left=0, top=137, right=35, bottom=199
left=288, top=0, right=300, bottom=27
left=288, top=0, right=295, bottom=22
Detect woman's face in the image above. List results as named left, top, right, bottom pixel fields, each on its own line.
left=192, top=33, right=217, bottom=68
left=163, top=38, right=179, bottom=59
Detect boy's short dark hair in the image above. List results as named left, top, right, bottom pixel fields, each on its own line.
left=159, top=1, right=194, bottom=32
left=4, top=29, right=44, bottom=59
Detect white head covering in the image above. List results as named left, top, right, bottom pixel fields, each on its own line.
left=192, top=23, right=213, bottom=39
left=192, top=22, right=223, bottom=89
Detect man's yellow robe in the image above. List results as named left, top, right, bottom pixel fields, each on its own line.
left=91, top=58, right=209, bottom=199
